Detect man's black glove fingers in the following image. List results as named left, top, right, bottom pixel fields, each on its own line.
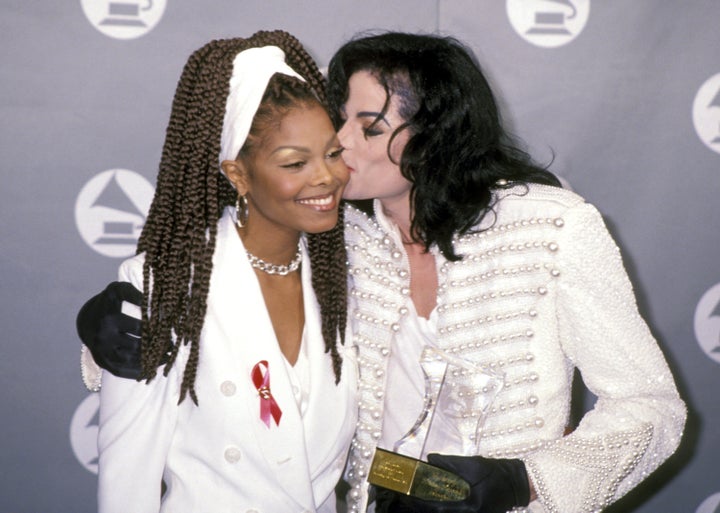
left=76, top=282, right=142, bottom=344
left=499, top=457, right=531, bottom=506
left=97, top=313, right=142, bottom=378
left=375, top=488, right=440, bottom=513
left=427, top=453, right=493, bottom=484
left=374, top=486, right=479, bottom=513
left=76, top=282, right=146, bottom=379
left=426, top=453, right=531, bottom=512
left=99, top=312, right=142, bottom=339
left=102, top=281, right=143, bottom=307
left=76, top=294, right=105, bottom=344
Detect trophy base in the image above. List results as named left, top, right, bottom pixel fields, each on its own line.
left=368, top=448, right=470, bottom=501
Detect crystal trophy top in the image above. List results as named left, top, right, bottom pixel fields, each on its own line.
left=393, top=346, right=505, bottom=460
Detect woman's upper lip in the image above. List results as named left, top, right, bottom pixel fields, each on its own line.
left=296, top=191, right=338, bottom=202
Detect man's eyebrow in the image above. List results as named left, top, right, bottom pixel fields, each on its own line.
left=356, top=111, right=390, bottom=126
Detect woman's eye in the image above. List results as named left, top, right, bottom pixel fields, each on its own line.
left=280, top=161, right=305, bottom=169
left=326, top=147, right=345, bottom=159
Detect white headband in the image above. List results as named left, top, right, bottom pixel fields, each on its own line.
left=219, top=45, right=305, bottom=167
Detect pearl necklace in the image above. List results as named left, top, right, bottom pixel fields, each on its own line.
left=246, top=243, right=302, bottom=276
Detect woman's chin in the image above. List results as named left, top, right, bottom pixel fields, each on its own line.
left=303, top=216, right=340, bottom=234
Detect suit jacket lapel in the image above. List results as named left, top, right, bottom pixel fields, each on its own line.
left=207, top=211, right=315, bottom=510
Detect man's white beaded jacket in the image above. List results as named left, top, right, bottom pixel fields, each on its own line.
left=342, top=184, right=686, bottom=513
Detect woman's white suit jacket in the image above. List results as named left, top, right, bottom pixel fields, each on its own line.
left=97, top=209, right=358, bottom=513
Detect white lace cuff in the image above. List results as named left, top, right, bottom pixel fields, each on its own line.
left=80, top=344, right=102, bottom=392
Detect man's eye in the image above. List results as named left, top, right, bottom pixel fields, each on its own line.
left=363, top=127, right=382, bottom=137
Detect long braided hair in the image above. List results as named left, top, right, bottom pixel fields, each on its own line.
left=136, top=30, right=347, bottom=404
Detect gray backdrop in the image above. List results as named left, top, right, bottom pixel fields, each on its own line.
left=1, top=1, right=718, bottom=512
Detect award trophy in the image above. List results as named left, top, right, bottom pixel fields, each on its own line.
left=368, top=346, right=504, bottom=501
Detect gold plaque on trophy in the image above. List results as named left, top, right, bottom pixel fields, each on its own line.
left=369, top=448, right=470, bottom=501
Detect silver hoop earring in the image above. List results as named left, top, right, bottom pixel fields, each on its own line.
left=235, top=195, right=249, bottom=228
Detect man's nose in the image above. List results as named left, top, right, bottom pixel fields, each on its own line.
left=337, top=122, right=352, bottom=149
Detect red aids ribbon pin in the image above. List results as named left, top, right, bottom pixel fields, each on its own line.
left=251, top=360, right=282, bottom=428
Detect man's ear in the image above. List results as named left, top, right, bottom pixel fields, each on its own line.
left=220, top=159, right=249, bottom=196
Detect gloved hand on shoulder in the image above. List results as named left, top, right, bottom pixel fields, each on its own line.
left=76, top=281, right=143, bottom=379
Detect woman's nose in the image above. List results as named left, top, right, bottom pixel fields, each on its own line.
left=311, top=161, right=333, bottom=185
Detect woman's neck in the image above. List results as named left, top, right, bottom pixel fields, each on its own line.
left=237, top=223, right=301, bottom=265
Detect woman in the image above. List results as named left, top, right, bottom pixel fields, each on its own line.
left=79, top=32, right=686, bottom=513
left=90, top=31, right=357, bottom=513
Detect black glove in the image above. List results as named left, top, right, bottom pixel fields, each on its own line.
left=76, top=281, right=143, bottom=379
left=374, top=454, right=530, bottom=513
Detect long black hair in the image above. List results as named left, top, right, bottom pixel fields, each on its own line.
left=327, top=32, right=560, bottom=260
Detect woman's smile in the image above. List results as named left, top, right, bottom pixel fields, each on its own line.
left=296, top=192, right=338, bottom=210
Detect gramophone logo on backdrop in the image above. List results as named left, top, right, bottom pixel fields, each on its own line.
left=80, top=0, right=166, bottom=39
left=70, top=394, right=100, bottom=474
left=75, top=169, right=154, bottom=258
left=694, top=282, right=720, bottom=365
left=696, top=492, right=720, bottom=513
left=506, top=0, right=590, bottom=48
left=692, top=73, right=720, bottom=155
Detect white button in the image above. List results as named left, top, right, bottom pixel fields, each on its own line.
left=224, top=447, right=242, bottom=463
left=220, top=380, right=237, bottom=396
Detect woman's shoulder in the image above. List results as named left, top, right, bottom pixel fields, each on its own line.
left=118, top=252, right=146, bottom=288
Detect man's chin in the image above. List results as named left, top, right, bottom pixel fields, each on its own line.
left=342, top=189, right=373, bottom=201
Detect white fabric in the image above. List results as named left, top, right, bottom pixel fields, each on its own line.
left=283, top=325, right=311, bottom=415
left=97, top=208, right=357, bottom=513
left=343, top=184, right=686, bottom=513
left=219, top=45, right=304, bottom=166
